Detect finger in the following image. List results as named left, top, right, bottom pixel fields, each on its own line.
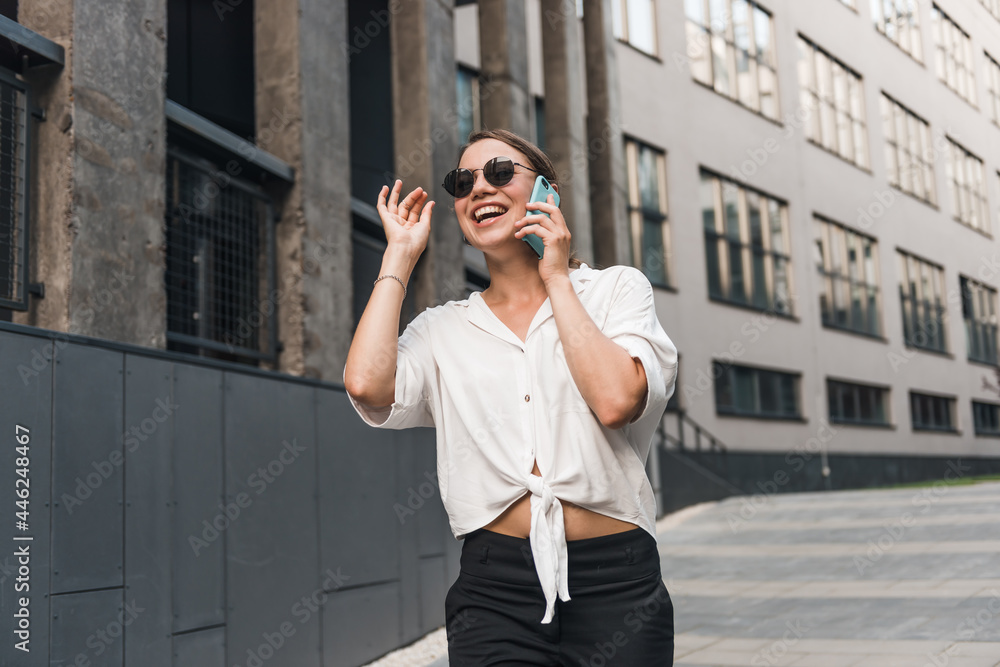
left=387, top=179, right=402, bottom=211
left=376, top=185, right=389, bottom=212
left=420, top=200, right=435, bottom=226
left=516, top=219, right=550, bottom=238
left=409, top=191, right=429, bottom=222
left=399, top=187, right=424, bottom=220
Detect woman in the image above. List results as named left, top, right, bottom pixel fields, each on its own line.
left=343, top=129, right=678, bottom=665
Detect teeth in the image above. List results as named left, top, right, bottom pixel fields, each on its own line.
left=474, top=205, right=508, bottom=222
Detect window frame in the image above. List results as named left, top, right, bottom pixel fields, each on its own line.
left=713, top=360, right=803, bottom=420
left=613, top=0, right=659, bottom=57
left=897, top=249, right=948, bottom=354
left=973, top=399, right=1000, bottom=436
left=961, top=275, right=999, bottom=366
left=701, top=169, right=795, bottom=316
left=945, top=136, right=990, bottom=236
left=871, top=0, right=924, bottom=63
left=815, top=214, right=883, bottom=338
left=909, top=390, right=958, bottom=433
left=880, top=92, right=936, bottom=207
left=0, top=68, right=32, bottom=312
left=797, top=34, right=870, bottom=170
left=625, top=136, right=672, bottom=289
left=827, top=377, right=892, bottom=427
left=931, top=4, right=978, bottom=107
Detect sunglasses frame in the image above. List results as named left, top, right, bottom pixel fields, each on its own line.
left=442, top=156, right=539, bottom=198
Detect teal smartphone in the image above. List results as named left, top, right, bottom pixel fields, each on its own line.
left=525, top=175, right=559, bottom=259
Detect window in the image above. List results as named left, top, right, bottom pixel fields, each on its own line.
left=533, top=96, right=545, bottom=151
left=456, top=65, right=482, bottom=144
left=979, top=0, right=1000, bottom=22
left=797, top=35, right=869, bottom=169
left=828, top=379, right=890, bottom=426
left=714, top=362, right=800, bottom=419
left=816, top=216, right=882, bottom=337
left=684, top=0, right=779, bottom=120
left=986, top=53, right=1000, bottom=126
left=625, top=138, right=671, bottom=287
left=961, top=276, right=999, bottom=365
left=701, top=171, right=793, bottom=314
left=897, top=251, right=947, bottom=353
left=910, top=391, right=956, bottom=432
left=0, top=71, right=30, bottom=311
left=612, top=0, right=657, bottom=55
left=931, top=5, right=977, bottom=106
left=871, top=0, right=923, bottom=62
left=880, top=94, right=936, bottom=205
left=973, top=400, right=1000, bottom=436
left=945, top=137, right=989, bottom=234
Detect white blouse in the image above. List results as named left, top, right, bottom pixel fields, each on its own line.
left=344, top=262, right=679, bottom=624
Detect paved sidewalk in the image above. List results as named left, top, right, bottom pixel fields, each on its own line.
left=374, top=481, right=1000, bottom=666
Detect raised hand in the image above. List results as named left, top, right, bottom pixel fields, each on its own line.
left=377, top=179, right=434, bottom=259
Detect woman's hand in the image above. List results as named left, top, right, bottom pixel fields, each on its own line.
left=377, top=179, right=434, bottom=259
left=514, top=194, right=572, bottom=286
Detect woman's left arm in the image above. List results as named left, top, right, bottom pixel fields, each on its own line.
left=545, top=276, right=648, bottom=429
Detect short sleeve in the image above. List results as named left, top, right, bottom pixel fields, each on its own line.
left=343, top=309, right=436, bottom=429
left=601, top=267, right=678, bottom=432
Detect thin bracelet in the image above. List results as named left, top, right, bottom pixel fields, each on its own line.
left=373, top=274, right=407, bottom=298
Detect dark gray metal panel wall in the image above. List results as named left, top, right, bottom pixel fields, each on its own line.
left=50, top=588, right=124, bottom=667
left=51, top=344, right=124, bottom=594
left=0, top=334, right=54, bottom=666
left=224, top=373, right=321, bottom=667
left=316, top=389, right=399, bottom=587
left=172, top=626, right=226, bottom=667
left=123, top=355, right=175, bottom=667
left=322, top=582, right=402, bottom=667
left=172, top=362, right=226, bottom=633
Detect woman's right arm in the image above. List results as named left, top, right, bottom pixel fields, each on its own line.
left=343, top=180, right=434, bottom=408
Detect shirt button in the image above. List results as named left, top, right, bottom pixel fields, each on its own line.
left=524, top=394, right=531, bottom=402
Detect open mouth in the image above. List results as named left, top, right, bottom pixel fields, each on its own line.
left=473, top=205, right=509, bottom=226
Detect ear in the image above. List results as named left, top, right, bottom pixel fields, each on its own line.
left=552, top=183, right=560, bottom=195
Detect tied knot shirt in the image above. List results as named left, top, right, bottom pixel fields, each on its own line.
left=344, top=262, right=679, bottom=624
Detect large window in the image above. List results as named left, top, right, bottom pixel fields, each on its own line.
left=714, top=362, right=801, bottom=419
left=0, top=71, right=30, bottom=311
left=871, top=0, right=923, bottom=62
left=973, top=400, right=1000, bottom=436
left=612, top=0, right=657, bottom=55
left=880, top=94, right=936, bottom=206
left=797, top=35, right=869, bottom=169
left=945, top=137, right=989, bottom=234
left=684, top=0, right=779, bottom=120
left=816, top=216, right=882, bottom=337
left=898, top=251, right=947, bottom=353
left=828, top=379, right=890, bottom=426
left=931, top=5, right=977, bottom=106
left=961, top=276, right=999, bottom=366
left=625, top=138, right=671, bottom=287
left=986, top=53, right=1000, bottom=126
left=456, top=65, right=482, bottom=144
left=910, top=391, right=956, bottom=432
left=700, top=171, right=793, bottom=314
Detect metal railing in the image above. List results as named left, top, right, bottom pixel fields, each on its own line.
left=164, top=145, right=278, bottom=362
left=0, top=68, right=30, bottom=310
left=656, top=408, right=728, bottom=454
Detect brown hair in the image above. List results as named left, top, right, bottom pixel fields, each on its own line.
left=457, top=129, right=584, bottom=270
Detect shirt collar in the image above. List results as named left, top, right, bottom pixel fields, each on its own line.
left=465, top=263, right=593, bottom=346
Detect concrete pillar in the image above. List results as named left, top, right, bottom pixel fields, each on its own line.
left=15, top=0, right=168, bottom=346
left=391, top=0, right=466, bottom=314
left=582, top=0, right=630, bottom=268
left=477, top=0, right=532, bottom=136
left=255, top=0, right=353, bottom=381
left=539, top=0, right=593, bottom=263
left=18, top=0, right=74, bottom=334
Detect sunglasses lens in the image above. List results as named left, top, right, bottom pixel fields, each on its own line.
left=444, top=169, right=474, bottom=198
left=486, top=157, right=515, bottom=186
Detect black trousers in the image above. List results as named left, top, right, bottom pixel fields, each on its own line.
left=445, top=526, right=674, bottom=666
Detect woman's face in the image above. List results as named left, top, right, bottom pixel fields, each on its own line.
left=454, top=138, right=538, bottom=256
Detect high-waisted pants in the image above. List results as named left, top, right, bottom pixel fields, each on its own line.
left=445, top=526, right=674, bottom=666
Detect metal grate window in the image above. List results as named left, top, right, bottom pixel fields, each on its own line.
left=0, top=69, right=29, bottom=310
left=165, top=146, right=277, bottom=362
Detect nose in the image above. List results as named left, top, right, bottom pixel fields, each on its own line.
left=469, top=168, right=497, bottom=198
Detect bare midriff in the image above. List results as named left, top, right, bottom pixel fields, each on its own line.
left=482, top=458, right=640, bottom=541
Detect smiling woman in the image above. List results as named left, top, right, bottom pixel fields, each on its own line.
left=342, top=129, right=679, bottom=665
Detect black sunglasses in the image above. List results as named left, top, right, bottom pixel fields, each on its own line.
left=442, top=156, right=539, bottom=198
